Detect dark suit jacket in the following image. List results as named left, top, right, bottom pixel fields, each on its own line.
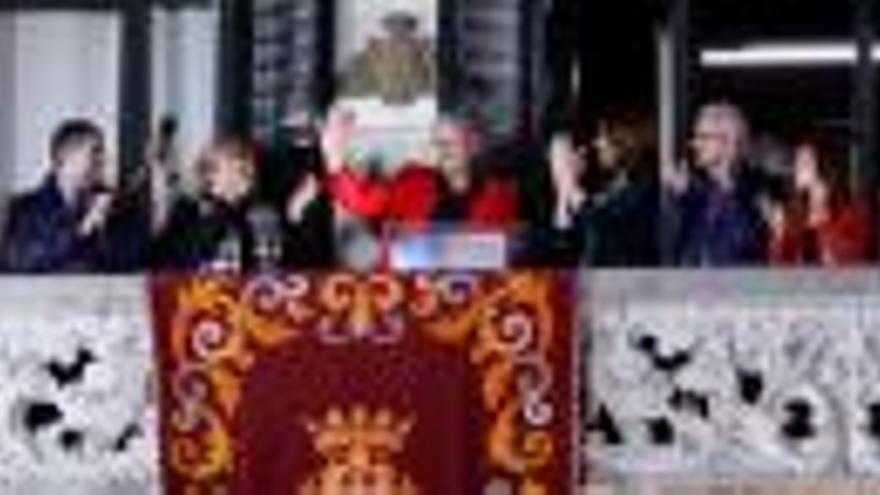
left=670, top=166, right=769, bottom=266
left=0, top=178, right=142, bottom=272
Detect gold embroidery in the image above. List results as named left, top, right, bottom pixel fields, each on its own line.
left=422, top=273, right=557, bottom=491
left=167, top=276, right=303, bottom=485
left=163, top=273, right=563, bottom=492
left=299, top=406, right=419, bottom=495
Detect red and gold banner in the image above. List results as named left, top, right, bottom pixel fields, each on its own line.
left=151, top=272, right=574, bottom=494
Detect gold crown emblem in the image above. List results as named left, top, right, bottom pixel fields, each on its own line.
left=300, top=406, right=419, bottom=495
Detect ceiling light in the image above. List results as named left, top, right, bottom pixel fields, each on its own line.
left=701, top=42, right=880, bottom=68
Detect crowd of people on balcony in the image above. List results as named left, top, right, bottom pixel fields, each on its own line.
left=0, top=100, right=874, bottom=273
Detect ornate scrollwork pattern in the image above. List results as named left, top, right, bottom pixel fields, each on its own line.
left=159, top=272, right=568, bottom=493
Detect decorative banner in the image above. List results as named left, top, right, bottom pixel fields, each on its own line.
left=0, top=277, right=158, bottom=495
left=151, top=271, right=574, bottom=494
left=582, top=270, right=880, bottom=481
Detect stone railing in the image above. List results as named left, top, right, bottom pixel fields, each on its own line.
left=2, top=270, right=879, bottom=494
left=0, top=277, right=158, bottom=495
left=582, top=270, right=880, bottom=483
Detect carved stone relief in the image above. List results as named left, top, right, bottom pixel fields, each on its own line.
left=583, top=271, right=879, bottom=482
left=0, top=277, right=157, bottom=495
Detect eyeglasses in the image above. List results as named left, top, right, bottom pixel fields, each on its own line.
left=693, top=132, right=725, bottom=142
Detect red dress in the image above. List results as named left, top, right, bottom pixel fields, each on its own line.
left=769, top=199, right=874, bottom=266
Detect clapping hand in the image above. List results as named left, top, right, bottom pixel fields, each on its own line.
left=77, top=190, right=114, bottom=238
left=661, top=159, right=690, bottom=195
left=286, top=174, right=320, bottom=224
left=549, top=134, right=587, bottom=229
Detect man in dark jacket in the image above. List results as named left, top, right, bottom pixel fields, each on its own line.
left=0, top=119, right=139, bottom=272
left=665, top=102, right=769, bottom=266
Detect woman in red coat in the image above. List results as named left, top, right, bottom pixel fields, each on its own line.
left=324, top=113, right=518, bottom=230
left=769, top=139, right=874, bottom=266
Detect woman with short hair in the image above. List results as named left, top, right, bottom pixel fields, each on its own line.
left=152, top=136, right=267, bottom=271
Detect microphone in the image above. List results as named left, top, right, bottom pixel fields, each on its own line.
left=248, top=205, right=283, bottom=271
left=157, top=115, right=178, bottom=164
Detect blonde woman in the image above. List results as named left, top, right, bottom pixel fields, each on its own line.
left=152, top=136, right=265, bottom=271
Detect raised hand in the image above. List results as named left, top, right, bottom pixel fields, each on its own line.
left=319, top=108, right=356, bottom=173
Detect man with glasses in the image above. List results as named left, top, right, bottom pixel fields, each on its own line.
left=663, top=102, right=770, bottom=266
